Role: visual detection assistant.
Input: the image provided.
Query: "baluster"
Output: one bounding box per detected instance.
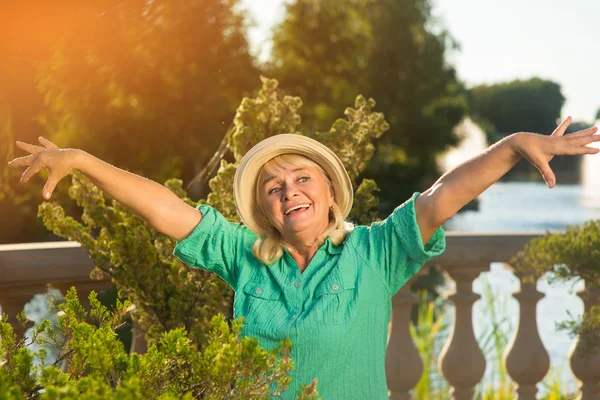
[569,285,600,400]
[386,282,423,400]
[0,290,35,341]
[130,318,148,354]
[438,265,486,400]
[503,270,549,400]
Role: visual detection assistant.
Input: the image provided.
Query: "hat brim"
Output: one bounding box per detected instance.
[233,134,353,236]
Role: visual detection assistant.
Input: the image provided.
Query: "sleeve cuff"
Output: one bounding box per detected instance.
[173,204,216,267]
[394,192,446,264]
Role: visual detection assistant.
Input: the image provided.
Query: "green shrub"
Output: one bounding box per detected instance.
[511,220,600,354]
[0,288,319,399]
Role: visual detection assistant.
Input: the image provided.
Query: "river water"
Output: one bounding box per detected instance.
[442,181,600,393]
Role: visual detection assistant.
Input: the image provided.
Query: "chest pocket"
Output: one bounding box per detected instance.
[312,270,358,325]
[240,280,283,326]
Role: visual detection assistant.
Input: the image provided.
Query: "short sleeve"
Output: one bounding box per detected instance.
[173,205,250,288]
[347,192,446,294]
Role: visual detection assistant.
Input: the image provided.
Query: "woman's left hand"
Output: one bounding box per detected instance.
[513,117,600,188]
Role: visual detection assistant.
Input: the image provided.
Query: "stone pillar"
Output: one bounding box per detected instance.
[386,283,422,400]
[569,285,600,400]
[438,265,486,400]
[503,275,549,400]
[130,318,148,354]
[0,289,35,341]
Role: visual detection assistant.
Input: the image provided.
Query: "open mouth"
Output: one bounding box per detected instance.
[284,204,311,216]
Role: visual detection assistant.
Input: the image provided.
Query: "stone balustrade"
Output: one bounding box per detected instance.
[1,235,599,399]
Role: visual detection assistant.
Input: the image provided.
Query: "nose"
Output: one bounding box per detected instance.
[281,184,300,201]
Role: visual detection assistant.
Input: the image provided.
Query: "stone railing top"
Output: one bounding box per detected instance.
[435,231,548,267]
[0,241,98,288]
[0,232,557,288]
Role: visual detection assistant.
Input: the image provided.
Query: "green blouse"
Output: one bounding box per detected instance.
[173,192,446,399]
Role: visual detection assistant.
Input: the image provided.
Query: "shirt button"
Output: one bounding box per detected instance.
[291,314,297,319]
[255,288,263,295]
[331,284,340,291]
[294,281,301,288]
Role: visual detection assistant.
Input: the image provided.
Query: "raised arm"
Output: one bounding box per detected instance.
[415,117,600,244]
[8,137,201,242]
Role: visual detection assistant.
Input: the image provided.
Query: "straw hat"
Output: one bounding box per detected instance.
[233,134,353,236]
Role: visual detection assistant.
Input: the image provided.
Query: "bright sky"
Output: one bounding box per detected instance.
[241,0,600,124]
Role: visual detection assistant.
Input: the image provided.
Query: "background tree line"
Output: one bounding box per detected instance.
[1,0,597,245]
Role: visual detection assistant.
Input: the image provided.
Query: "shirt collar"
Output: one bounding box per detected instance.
[282,237,343,258]
[324,237,343,255]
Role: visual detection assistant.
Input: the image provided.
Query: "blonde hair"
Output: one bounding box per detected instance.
[252,154,353,265]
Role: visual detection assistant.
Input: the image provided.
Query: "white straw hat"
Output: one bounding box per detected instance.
[233,134,353,236]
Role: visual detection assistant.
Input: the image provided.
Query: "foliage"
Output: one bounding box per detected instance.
[269,0,372,133]
[1,0,260,244]
[205,76,389,224]
[469,78,565,141]
[540,365,577,400]
[510,220,600,353]
[360,0,466,213]
[270,0,466,215]
[35,0,259,191]
[410,291,449,399]
[474,277,515,400]
[0,288,319,399]
[38,172,233,349]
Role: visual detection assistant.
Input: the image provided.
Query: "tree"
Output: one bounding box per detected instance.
[0,3,61,244]
[270,0,467,215]
[469,78,566,141]
[362,0,467,213]
[1,0,261,245]
[269,0,372,134]
[36,0,260,192]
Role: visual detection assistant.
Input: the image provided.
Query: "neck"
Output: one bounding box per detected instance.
[283,232,323,272]
[281,219,330,272]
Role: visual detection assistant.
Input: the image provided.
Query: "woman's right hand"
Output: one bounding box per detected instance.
[7,136,80,200]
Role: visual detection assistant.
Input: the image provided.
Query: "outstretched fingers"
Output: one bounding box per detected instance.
[567,126,598,138]
[551,116,572,137]
[15,141,46,154]
[38,136,59,149]
[568,134,600,150]
[20,159,43,184]
[7,154,34,168]
[567,145,600,155]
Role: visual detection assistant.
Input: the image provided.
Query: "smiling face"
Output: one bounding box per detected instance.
[257,154,335,242]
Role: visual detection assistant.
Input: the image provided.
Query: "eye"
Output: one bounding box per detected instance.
[298,176,310,183]
[268,187,281,195]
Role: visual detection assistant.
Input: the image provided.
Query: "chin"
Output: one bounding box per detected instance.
[284,217,328,234]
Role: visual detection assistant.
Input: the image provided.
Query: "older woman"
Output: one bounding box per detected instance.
[9,117,600,399]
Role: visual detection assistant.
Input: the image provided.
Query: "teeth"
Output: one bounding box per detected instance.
[285,204,310,215]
